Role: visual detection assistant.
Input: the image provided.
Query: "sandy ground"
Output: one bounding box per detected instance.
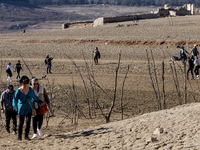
[1,15,200,149]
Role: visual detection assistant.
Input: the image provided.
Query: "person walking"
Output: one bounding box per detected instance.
[194,56,200,79]
[186,56,194,80]
[15,60,23,80]
[180,46,189,66]
[31,78,52,139]
[6,62,15,82]
[190,45,199,60]
[1,85,17,134]
[13,76,44,141]
[45,54,53,74]
[93,47,101,65]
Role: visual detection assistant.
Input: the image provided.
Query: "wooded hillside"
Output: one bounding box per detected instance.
[1,0,200,6]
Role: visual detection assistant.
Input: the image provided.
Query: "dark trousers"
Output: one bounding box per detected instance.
[18,113,31,138]
[94,56,98,64]
[194,66,199,76]
[187,67,194,79]
[16,71,20,79]
[7,72,12,77]
[5,110,17,132]
[32,113,43,134]
[46,64,51,73]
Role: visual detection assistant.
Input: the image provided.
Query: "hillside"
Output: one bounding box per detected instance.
[1,0,200,7]
[0,3,157,33]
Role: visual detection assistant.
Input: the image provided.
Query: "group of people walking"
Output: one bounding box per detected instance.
[6,60,23,82]
[1,76,52,141]
[1,49,101,141]
[180,45,200,80]
[6,54,54,83]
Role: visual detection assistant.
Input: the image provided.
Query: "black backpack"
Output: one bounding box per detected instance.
[6,68,11,74]
[45,58,48,64]
[96,51,101,59]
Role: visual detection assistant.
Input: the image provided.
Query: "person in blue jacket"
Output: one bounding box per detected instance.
[13,75,44,141]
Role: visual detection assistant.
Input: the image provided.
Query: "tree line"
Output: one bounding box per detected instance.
[1,0,200,6]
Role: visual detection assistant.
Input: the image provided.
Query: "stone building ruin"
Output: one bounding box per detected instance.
[62,4,198,29]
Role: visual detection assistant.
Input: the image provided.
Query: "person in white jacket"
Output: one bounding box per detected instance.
[6,63,15,82]
[194,56,200,79]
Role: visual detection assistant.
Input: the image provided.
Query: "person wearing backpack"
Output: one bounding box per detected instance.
[93,47,101,65]
[45,54,53,74]
[6,62,15,82]
[0,85,17,134]
[15,60,23,80]
[180,46,189,66]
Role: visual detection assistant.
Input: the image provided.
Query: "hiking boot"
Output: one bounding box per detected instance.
[32,134,37,139]
[37,129,43,136]
[12,131,16,134]
[6,130,10,133]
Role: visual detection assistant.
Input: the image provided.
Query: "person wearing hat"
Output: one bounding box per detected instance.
[45,54,53,74]
[180,46,189,66]
[0,85,17,134]
[190,45,199,60]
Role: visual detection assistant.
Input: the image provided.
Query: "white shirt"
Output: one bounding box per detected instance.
[194,59,200,66]
[7,65,14,72]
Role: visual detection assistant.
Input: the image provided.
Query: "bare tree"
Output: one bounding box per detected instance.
[64,54,92,119]
[146,49,161,110]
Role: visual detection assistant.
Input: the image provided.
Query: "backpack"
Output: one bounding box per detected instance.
[6,68,11,74]
[96,51,101,59]
[45,58,48,64]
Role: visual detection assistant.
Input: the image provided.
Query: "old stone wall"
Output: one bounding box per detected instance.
[62,20,93,29]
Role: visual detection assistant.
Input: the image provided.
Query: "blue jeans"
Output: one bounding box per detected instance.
[181,56,187,64]
[46,64,51,73]
[193,55,197,61]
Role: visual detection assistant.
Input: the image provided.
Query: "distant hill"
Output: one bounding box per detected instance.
[0,0,200,7]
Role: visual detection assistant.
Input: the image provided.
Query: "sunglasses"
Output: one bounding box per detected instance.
[33,83,38,85]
